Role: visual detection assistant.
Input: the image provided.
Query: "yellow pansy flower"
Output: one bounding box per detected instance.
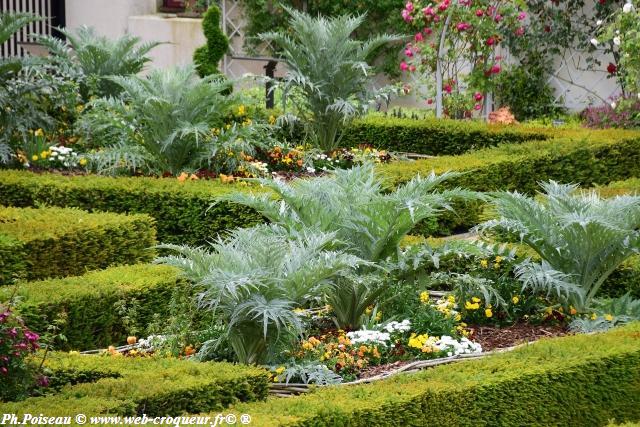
[419,291,430,304]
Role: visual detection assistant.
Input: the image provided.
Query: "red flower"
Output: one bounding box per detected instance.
[607,62,617,74]
[444,84,452,94]
[491,64,501,74]
[475,9,484,17]
[486,36,496,46]
[426,98,433,105]
[474,92,483,101]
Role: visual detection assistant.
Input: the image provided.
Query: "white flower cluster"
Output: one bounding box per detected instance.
[623,2,634,13]
[383,319,412,334]
[249,160,269,173]
[346,329,391,346]
[137,334,166,350]
[49,145,79,167]
[435,336,482,357]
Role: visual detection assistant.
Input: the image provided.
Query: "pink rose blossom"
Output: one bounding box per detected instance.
[474,92,483,101]
[518,12,526,20]
[515,27,525,36]
[476,9,484,16]
[415,32,424,42]
[491,64,501,74]
[474,104,482,110]
[400,61,409,71]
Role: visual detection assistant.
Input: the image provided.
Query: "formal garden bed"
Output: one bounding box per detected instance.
[2,1,640,425]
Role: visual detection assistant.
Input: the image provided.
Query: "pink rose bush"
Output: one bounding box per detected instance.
[399,0,526,118]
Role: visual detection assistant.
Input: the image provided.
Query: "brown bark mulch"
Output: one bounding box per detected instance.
[468,323,569,352]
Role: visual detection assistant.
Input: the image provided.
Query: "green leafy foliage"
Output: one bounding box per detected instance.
[82,66,252,176]
[156,225,364,364]
[242,0,405,76]
[259,9,400,151]
[495,65,564,121]
[0,265,181,351]
[219,163,474,329]
[0,206,156,284]
[193,5,229,77]
[0,13,80,163]
[0,352,269,415]
[478,181,640,311]
[38,26,160,100]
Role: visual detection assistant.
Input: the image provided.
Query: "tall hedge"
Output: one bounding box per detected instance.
[0,352,269,416]
[0,206,156,284]
[225,323,640,426]
[341,115,549,155]
[0,264,182,350]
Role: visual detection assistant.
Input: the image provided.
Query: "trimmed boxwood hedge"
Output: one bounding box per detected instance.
[225,323,640,426]
[0,171,264,246]
[342,115,550,155]
[0,264,182,351]
[0,352,269,416]
[378,128,640,191]
[0,206,156,284]
[1,128,639,243]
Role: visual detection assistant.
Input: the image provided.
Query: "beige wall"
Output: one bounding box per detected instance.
[65,0,159,39]
[128,15,206,70]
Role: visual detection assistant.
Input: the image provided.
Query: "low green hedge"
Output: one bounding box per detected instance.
[225,323,640,426]
[1,129,639,244]
[0,206,156,284]
[0,264,182,351]
[342,115,550,155]
[0,352,269,416]
[379,128,640,192]
[0,171,264,246]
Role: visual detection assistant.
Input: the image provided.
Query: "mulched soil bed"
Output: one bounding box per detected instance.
[468,322,569,351]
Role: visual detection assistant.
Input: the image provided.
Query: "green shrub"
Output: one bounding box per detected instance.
[341,115,549,155]
[0,352,269,415]
[0,171,264,246]
[0,264,182,350]
[495,65,563,121]
[193,6,229,78]
[225,323,640,426]
[0,206,156,284]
